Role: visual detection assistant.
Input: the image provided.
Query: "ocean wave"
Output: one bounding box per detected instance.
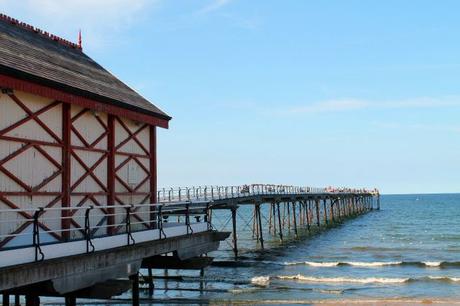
[281,260,460,268]
[251,276,270,286]
[276,274,409,284]
[267,274,460,284]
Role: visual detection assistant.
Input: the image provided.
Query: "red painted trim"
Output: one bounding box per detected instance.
[0,135,62,147]
[107,115,115,235]
[62,103,71,241]
[0,74,169,128]
[8,94,62,144]
[150,126,157,227]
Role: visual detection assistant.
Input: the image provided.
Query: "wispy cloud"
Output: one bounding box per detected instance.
[0,0,159,50]
[197,0,233,14]
[373,121,460,134]
[284,96,460,115]
[288,99,368,114]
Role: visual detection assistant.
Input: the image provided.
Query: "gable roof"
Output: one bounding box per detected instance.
[0,14,171,124]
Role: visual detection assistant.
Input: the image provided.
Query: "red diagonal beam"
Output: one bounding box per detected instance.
[0,99,61,137]
[115,118,149,155]
[33,145,62,169]
[70,151,108,192]
[0,165,32,192]
[7,95,62,144]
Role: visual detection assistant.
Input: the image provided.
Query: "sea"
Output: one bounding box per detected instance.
[43,193,460,304]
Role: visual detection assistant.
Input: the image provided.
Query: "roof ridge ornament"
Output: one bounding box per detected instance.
[78,29,82,50]
[0,13,83,51]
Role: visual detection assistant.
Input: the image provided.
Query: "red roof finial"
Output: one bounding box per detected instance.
[78,29,82,49]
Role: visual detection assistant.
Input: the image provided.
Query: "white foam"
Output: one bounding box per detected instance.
[284,261,401,267]
[345,261,402,267]
[277,274,409,284]
[423,261,442,267]
[251,276,270,286]
[304,261,340,267]
[428,276,460,282]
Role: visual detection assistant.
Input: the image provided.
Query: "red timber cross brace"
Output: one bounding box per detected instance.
[0,87,160,247]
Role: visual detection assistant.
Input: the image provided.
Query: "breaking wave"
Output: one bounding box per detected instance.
[281,261,460,268]
[250,274,460,286]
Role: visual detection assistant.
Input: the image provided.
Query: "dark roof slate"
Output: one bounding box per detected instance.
[0,16,170,120]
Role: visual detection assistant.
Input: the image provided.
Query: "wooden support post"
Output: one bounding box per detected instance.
[277,202,283,241]
[306,201,311,231]
[14,296,19,306]
[131,273,140,306]
[271,203,277,235]
[3,294,9,306]
[292,202,298,238]
[323,199,328,225]
[148,267,154,297]
[61,102,71,241]
[65,296,76,306]
[257,204,264,249]
[315,198,320,228]
[231,207,238,258]
[149,126,158,228]
[107,114,115,235]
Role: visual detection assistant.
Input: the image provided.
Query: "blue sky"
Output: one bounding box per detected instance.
[2,0,460,194]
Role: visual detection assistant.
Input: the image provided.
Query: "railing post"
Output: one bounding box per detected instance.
[84,205,95,253]
[185,203,193,235]
[157,205,166,239]
[125,205,135,245]
[32,207,45,262]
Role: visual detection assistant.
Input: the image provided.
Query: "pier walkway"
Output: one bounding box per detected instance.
[0,184,378,305]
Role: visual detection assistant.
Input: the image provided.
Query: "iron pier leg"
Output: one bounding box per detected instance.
[3,294,9,306]
[315,199,321,228]
[276,202,283,241]
[14,295,19,306]
[287,202,291,232]
[271,203,277,235]
[305,201,311,232]
[148,268,154,297]
[292,202,298,238]
[257,204,264,249]
[377,194,381,210]
[131,273,140,306]
[330,201,334,223]
[323,199,328,226]
[231,208,238,258]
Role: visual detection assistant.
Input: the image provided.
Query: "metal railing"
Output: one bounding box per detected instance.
[0,201,211,256]
[156,184,378,203]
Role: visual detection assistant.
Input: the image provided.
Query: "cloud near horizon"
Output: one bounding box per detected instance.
[284,96,460,115]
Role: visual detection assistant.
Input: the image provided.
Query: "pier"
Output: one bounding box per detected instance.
[157,184,380,258]
[0,184,378,305]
